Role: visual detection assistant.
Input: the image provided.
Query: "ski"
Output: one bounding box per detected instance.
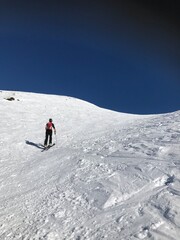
[41,143,55,152]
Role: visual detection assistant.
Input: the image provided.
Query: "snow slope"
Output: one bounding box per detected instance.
[0,90,180,240]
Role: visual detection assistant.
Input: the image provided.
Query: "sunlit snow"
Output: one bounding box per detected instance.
[0,90,180,240]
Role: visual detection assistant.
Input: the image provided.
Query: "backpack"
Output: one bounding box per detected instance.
[46,122,53,130]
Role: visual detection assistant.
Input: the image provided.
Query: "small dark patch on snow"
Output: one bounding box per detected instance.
[5,97,15,101]
[165,175,175,185]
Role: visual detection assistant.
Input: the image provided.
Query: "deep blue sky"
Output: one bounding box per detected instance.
[0,0,179,114]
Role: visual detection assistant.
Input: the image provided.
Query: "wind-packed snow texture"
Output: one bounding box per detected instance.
[0,91,180,240]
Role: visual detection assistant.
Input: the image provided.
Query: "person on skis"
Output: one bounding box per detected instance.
[44,118,56,147]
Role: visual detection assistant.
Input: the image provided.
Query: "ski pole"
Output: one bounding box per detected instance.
[55,132,57,146]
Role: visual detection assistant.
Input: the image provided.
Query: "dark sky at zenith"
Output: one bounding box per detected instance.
[0,0,180,114]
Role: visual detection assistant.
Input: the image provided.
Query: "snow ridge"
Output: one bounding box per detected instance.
[0,91,180,240]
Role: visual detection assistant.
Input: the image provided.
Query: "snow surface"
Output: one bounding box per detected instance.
[0,90,180,240]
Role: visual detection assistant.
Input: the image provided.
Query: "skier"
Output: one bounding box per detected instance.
[44,118,56,147]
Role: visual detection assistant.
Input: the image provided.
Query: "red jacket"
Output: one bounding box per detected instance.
[46,122,55,131]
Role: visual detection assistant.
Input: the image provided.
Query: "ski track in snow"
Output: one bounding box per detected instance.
[0,91,180,240]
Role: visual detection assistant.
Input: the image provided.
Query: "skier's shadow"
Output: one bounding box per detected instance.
[25,140,44,149]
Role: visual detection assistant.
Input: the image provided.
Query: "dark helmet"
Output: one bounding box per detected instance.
[49,118,52,122]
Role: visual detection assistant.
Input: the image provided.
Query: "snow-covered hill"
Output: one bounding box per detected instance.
[0,90,180,240]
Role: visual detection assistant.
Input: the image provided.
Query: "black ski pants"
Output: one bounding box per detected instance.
[44,129,53,145]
